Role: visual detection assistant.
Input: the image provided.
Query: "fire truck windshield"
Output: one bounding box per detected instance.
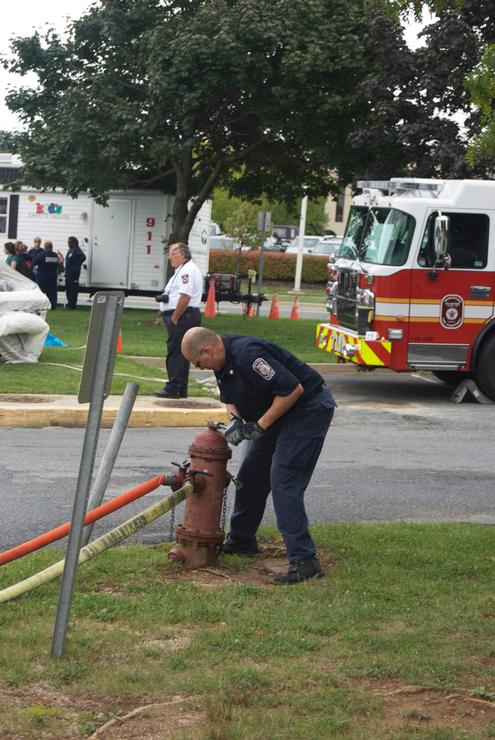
[342,206,415,266]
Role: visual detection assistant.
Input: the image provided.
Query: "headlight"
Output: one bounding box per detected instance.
[326,280,338,313]
[357,288,375,309]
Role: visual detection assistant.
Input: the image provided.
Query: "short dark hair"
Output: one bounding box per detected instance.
[4,241,16,255]
[68,236,79,248]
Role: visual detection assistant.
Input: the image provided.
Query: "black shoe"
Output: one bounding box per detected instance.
[153,388,181,399]
[222,534,260,556]
[180,392,188,398]
[273,558,323,585]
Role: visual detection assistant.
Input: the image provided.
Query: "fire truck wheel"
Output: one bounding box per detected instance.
[476,334,495,401]
[432,371,471,387]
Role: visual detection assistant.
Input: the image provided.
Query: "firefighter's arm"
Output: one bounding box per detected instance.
[257,384,304,430]
[226,403,242,420]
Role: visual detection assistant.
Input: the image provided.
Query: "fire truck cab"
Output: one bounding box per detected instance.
[316,178,495,400]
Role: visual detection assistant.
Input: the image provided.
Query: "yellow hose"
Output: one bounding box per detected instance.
[0,483,192,605]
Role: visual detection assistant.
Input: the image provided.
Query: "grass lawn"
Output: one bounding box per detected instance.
[0,307,334,395]
[0,523,493,738]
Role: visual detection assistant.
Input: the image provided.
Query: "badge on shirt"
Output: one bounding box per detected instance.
[252,357,275,380]
[182,274,189,284]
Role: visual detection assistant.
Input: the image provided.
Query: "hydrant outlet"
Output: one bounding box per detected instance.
[168,547,186,563]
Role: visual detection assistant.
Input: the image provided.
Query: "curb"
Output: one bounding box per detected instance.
[0,395,228,429]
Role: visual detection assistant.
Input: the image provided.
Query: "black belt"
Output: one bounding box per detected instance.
[161,306,200,317]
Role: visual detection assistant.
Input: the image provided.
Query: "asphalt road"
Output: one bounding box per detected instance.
[1,369,494,551]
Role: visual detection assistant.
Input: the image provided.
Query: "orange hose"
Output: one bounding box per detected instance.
[0,474,166,566]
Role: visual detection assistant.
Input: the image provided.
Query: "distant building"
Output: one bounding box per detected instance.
[324,185,352,235]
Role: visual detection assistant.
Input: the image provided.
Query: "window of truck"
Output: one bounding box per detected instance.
[361,208,415,266]
[341,206,370,259]
[418,212,489,269]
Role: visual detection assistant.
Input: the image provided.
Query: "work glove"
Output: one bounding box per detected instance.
[240,421,265,442]
[224,415,244,446]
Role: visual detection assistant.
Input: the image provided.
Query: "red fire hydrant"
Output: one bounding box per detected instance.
[169,422,232,568]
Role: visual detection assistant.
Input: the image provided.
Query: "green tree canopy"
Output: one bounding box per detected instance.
[4,0,370,241]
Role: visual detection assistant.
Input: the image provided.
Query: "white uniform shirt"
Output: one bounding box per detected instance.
[159,259,203,312]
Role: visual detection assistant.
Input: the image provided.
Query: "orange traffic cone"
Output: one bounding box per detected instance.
[116,330,123,352]
[204,278,217,318]
[268,293,280,319]
[290,296,300,320]
[248,302,255,317]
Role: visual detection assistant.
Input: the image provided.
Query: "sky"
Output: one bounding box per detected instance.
[0,1,432,134]
[0,0,94,132]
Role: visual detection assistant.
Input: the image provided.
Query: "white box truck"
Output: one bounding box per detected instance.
[0,161,210,295]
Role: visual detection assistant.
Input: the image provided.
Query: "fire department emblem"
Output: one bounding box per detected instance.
[440,294,464,329]
[181,274,189,284]
[252,357,275,380]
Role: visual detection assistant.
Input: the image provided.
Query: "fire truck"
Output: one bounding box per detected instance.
[316,178,495,401]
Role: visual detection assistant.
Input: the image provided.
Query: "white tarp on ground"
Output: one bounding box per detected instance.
[0,262,51,363]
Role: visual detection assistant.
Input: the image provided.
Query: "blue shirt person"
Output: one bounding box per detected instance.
[181,327,336,585]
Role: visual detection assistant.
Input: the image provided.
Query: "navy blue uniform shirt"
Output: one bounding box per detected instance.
[32,251,59,274]
[215,335,335,423]
[65,246,86,281]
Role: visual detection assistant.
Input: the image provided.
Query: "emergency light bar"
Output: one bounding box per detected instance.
[357,180,442,194]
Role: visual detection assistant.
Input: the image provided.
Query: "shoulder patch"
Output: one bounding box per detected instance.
[181,274,189,284]
[252,357,275,380]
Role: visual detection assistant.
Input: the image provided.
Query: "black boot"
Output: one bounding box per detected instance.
[222,534,260,556]
[273,558,323,585]
[153,388,181,399]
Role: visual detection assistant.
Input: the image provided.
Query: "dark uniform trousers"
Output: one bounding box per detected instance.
[66,279,80,309]
[231,387,334,561]
[37,273,58,310]
[162,307,201,395]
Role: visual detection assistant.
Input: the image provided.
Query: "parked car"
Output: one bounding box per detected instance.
[209,235,239,249]
[209,222,224,237]
[285,235,322,254]
[272,224,299,242]
[312,236,343,260]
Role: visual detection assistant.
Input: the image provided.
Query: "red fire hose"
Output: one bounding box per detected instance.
[0,474,168,566]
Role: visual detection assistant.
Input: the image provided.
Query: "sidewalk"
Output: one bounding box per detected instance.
[0,362,358,428]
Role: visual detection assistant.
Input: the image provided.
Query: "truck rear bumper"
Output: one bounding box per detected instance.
[316,323,392,367]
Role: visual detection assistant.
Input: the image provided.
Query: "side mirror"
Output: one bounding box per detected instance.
[434,214,450,263]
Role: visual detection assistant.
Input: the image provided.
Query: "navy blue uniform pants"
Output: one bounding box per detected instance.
[37,274,58,310]
[230,389,334,561]
[163,307,201,396]
[66,279,80,309]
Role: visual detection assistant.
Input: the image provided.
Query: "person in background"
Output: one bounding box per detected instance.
[181,327,336,585]
[15,241,35,280]
[64,236,86,309]
[4,241,23,271]
[27,237,44,281]
[153,242,203,399]
[32,240,60,309]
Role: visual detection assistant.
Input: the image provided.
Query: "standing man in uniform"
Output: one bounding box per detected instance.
[31,240,60,309]
[181,327,336,585]
[154,242,203,399]
[64,236,86,309]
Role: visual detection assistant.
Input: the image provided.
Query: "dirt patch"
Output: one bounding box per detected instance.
[151,399,221,409]
[369,681,495,735]
[89,696,206,739]
[0,395,59,404]
[161,543,335,588]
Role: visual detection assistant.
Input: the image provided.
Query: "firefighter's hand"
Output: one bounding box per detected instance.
[240,421,265,442]
[224,416,244,446]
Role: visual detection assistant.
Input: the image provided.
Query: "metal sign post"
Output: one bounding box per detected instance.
[51,291,124,658]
